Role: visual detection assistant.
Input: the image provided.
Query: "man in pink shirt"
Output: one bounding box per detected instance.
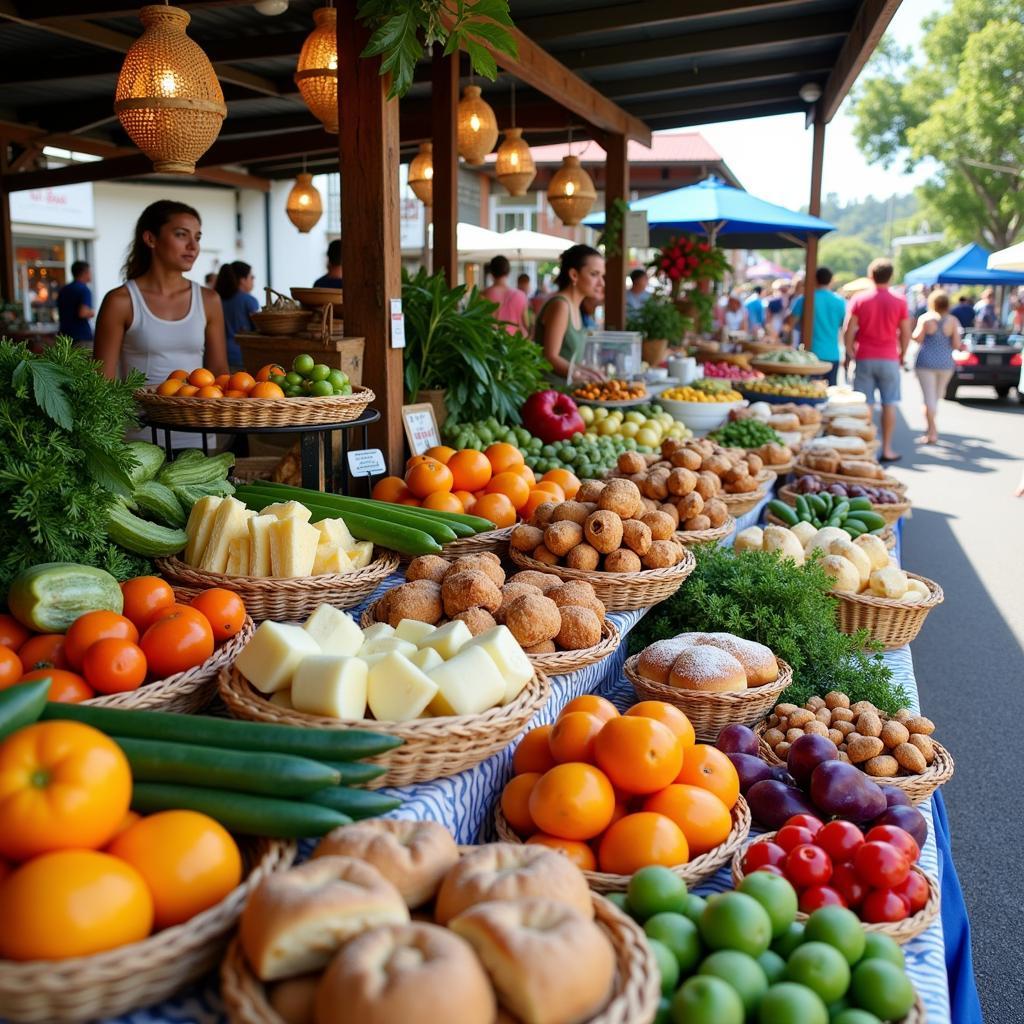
[844,258,912,462]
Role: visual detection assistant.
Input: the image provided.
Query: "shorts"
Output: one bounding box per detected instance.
[915,368,953,412]
[854,359,901,405]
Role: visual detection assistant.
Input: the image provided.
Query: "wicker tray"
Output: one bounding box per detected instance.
[762,510,897,551]
[719,470,776,516]
[792,461,906,494]
[833,572,943,649]
[0,838,294,1024]
[220,890,660,1024]
[777,482,910,526]
[751,358,834,376]
[496,796,751,894]
[675,515,736,547]
[156,550,400,622]
[218,665,550,788]
[624,654,793,742]
[508,545,695,612]
[732,834,939,943]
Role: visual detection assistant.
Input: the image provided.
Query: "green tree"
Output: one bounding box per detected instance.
[816,236,876,279]
[851,1,1024,249]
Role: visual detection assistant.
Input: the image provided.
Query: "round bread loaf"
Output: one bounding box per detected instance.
[636,636,698,684]
[698,633,779,686]
[269,975,319,1024]
[668,645,747,692]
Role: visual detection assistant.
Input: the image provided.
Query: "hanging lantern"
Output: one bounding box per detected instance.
[286,173,323,233]
[547,155,597,226]
[408,142,434,205]
[495,128,536,196]
[295,6,339,133]
[457,85,498,164]
[114,5,226,175]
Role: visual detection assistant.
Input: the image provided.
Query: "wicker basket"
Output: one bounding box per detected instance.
[508,545,695,612]
[792,461,906,495]
[833,572,943,649]
[0,838,294,1024]
[777,483,910,526]
[624,654,793,742]
[675,515,736,547]
[762,510,897,551]
[443,526,514,558]
[218,665,550,788]
[156,550,400,622]
[732,835,939,943]
[751,358,834,376]
[249,308,310,336]
[496,796,751,894]
[719,470,776,516]
[220,890,660,1024]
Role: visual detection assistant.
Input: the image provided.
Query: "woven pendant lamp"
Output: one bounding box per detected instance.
[496,128,536,196]
[408,142,434,205]
[286,173,323,232]
[114,5,226,175]
[295,6,339,133]
[547,155,596,226]
[457,85,498,164]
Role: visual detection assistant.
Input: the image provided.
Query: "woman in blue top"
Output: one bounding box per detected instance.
[215,261,259,369]
[912,290,962,445]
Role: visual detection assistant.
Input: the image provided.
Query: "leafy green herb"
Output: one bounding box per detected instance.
[629,545,909,713]
[626,296,689,346]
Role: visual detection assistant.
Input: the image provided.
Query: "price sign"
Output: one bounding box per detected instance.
[347,448,386,478]
[390,297,406,349]
[401,403,441,455]
[624,210,649,249]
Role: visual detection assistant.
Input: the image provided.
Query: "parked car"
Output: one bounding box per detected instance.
[947,328,1023,400]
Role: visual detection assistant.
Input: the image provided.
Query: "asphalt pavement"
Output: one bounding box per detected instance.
[882,374,1024,1023]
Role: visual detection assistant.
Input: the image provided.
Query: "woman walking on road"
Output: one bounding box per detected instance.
[912,290,962,445]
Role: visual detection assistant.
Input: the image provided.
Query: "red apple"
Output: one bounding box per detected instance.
[521,390,586,443]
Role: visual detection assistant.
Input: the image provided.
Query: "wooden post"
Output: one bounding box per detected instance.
[337,0,405,472]
[604,133,629,330]
[801,115,826,351]
[431,45,458,285]
[0,143,14,301]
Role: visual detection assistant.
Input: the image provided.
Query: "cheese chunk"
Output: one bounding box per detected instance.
[260,501,312,523]
[235,621,320,694]
[366,653,438,722]
[184,496,225,566]
[314,517,358,551]
[359,636,418,658]
[247,514,276,578]
[394,619,437,646]
[225,535,249,577]
[312,542,354,576]
[291,656,368,720]
[361,623,396,643]
[348,541,374,569]
[269,517,320,577]
[409,647,444,673]
[466,626,534,705]
[427,646,506,717]
[419,620,473,660]
[269,689,292,709]
[303,605,364,657]
[199,497,250,574]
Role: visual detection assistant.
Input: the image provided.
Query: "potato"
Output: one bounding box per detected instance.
[905,578,930,598]
[869,566,908,600]
[806,527,851,555]
[893,742,927,774]
[828,538,872,587]
[762,525,805,566]
[900,589,924,604]
[820,554,861,593]
[848,735,884,763]
[824,691,851,710]
[734,526,764,553]
[854,532,890,570]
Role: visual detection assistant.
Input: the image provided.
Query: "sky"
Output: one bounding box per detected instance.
[691,0,941,208]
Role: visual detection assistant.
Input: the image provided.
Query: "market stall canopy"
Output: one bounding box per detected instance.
[904,243,1024,286]
[746,259,793,280]
[987,242,1024,273]
[460,228,575,263]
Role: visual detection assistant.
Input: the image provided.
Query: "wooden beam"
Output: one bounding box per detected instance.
[801,116,826,353]
[0,144,13,300]
[628,82,805,120]
[431,45,458,286]
[641,101,803,131]
[34,1,255,17]
[819,0,902,123]
[604,134,628,331]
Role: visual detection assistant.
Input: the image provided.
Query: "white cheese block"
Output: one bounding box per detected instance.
[409,647,444,673]
[200,497,250,574]
[269,517,320,577]
[291,656,368,719]
[312,542,354,576]
[247,514,276,578]
[361,652,389,668]
[184,495,225,566]
[419,620,473,660]
[303,605,364,657]
[235,621,320,694]
[366,653,438,722]
[314,517,358,551]
[361,622,396,643]
[225,535,249,577]
[466,625,534,705]
[359,636,418,658]
[348,541,374,569]
[269,689,292,709]
[260,501,312,523]
[394,619,437,646]
[427,646,506,717]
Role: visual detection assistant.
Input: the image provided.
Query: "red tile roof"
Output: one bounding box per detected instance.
[490,132,724,166]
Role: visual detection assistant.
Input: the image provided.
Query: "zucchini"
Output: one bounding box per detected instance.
[40,703,404,760]
[131,782,351,837]
[113,737,341,797]
[304,785,401,819]
[125,441,166,486]
[173,479,236,511]
[158,451,235,487]
[133,480,186,528]
[107,500,188,557]
[7,562,123,632]
[0,679,52,741]
[319,760,387,786]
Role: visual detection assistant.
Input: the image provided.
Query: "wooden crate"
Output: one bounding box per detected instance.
[236,333,364,386]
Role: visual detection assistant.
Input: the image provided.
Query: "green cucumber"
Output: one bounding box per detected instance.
[809,494,828,517]
[832,499,850,521]
[319,760,388,786]
[113,737,341,797]
[173,480,236,511]
[847,497,874,512]
[843,521,866,538]
[794,495,810,520]
[305,785,401,819]
[107,500,188,557]
[125,441,167,486]
[0,679,52,741]
[819,493,835,514]
[131,782,351,837]
[40,703,403,760]
[768,500,798,526]
[844,510,886,531]
[7,562,124,632]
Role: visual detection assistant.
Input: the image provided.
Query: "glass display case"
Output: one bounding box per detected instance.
[567,330,643,384]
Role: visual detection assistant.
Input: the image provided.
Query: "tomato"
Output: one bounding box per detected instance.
[189,588,247,644]
[798,885,846,913]
[0,645,23,687]
[785,844,833,889]
[120,576,176,632]
[140,608,214,679]
[864,825,920,864]
[82,639,148,695]
[891,871,930,914]
[775,824,816,853]
[0,721,132,860]
[830,862,868,908]
[861,888,909,923]
[17,633,68,671]
[751,864,786,878]
[64,611,139,670]
[16,667,94,702]
[816,820,864,864]
[853,841,910,889]
[595,716,683,796]
[782,814,824,836]
[0,614,30,651]
[742,840,787,874]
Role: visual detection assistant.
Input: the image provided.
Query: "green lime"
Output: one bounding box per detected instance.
[832,1011,881,1024]
[785,942,851,1005]
[698,891,772,957]
[670,975,744,1024]
[739,871,799,938]
[827,998,849,1021]
[804,907,866,966]
[681,893,707,926]
[698,950,768,1015]
[771,922,805,959]
[328,369,349,388]
[284,371,303,387]
[604,892,630,914]
[310,380,333,397]
[849,960,914,1020]
[645,913,702,973]
[627,866,688,920]
[758,949,788,985]
[284,386,303,398]
[270,374,287,386]
[334,383,352,395]
[292,354,315,375]
[309,363,331,382]
[858,933,905,969]
[654,996,672,1024]
[648,938,680,996]
[758,982,828,1024]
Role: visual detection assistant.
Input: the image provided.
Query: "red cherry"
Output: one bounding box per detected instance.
[862,889,910,923]
[892,872,930,914]
[865,825,920,864]
[782,814,824,836]
[831,862,868,908]
[817,820,865,864]
[799,886,847,913]
[775,825,816,853]
[743,841,787,874]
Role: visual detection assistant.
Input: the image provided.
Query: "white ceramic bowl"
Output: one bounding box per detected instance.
[661,397,746,433]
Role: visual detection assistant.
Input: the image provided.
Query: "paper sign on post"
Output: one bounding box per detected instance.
[390,298,406,349]
[347,448,386,478]
[624,210,649,249]
[401,403,441,456]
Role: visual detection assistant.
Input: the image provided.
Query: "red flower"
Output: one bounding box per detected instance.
[698,243,710,252]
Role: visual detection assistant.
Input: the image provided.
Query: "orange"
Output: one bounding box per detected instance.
[15,668,93,703]
[522,490,554,519]
[228,371,257,393]
[507,463,537,485]
[526,834,597,871]
[643,784,732,857]
[548,711,604,764]
[542,469,581,499]
[255,363,285,382]
[189,589,247,643]
[188,368,215,388]
[222,389,247,398]
[176,384,199,397]
[485,442,525,474]
[0,646,23,687]
[0,850,153,959]
[454,490,477,513]
[156,379,184,396]
[195,385,224,399]
[473,492,516,528]
[512,725,556,775]
[593,716,683,795]
[424,445,456,464]
[249,381,285,399]
[485,471,530,511]
[64,611,139,670]
[140,608,214,679]
[106,810,142,844]
[17,634,67,672]
[597,812,689,874]
[528,763,615,841]
[406,459,454,499]
[372,476,411,503]
[398,497,422,507]
[673,744,740,809]
[0,614,30,651]
[108,810,242,929]
[214,374,231,389]
[448,450,492,492]
[500,772,541,836]
[560,694,619,724]
[120,576,176,633]
[405,454,436,471]
[533,481,566,503]
[168,369,189,381]
[626,702,696,753]
[422,491,465,513]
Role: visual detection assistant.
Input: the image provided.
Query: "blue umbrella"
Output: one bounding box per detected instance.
[903,242,1024,286]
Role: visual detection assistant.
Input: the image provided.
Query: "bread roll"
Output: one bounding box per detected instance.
[314,922,495,1024]
[820,554,861,593]
[668,645,746,692]
[269,975,320,1024]
[313,820,459,909]
[635,636,697,684]
[239,856,409,981]
[450,898,615,1024]
[699,633,779,686]
[434,844,592,925]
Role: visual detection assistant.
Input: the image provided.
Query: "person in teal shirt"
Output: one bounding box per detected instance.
[786,266,846,386]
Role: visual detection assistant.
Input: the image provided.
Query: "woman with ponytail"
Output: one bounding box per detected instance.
[215,260,258,369]
[482,254,529,335]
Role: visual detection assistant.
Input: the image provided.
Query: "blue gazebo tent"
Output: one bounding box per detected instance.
[903,243,1024,286]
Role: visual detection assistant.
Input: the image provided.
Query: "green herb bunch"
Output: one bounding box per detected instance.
[629,544,909,713]
[0,337,150,591]
[626,296,688,346]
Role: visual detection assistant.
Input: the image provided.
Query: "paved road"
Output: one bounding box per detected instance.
[884,376,1024,1022]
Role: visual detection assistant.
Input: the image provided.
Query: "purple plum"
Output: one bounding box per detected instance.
[717,724,760,757]
[727,753,774,793]
[870,805,929,849]
[878,785,912,809]
[810,760,887,823]
[747,780,820,831]
[787,734,840,789]
[768,765,798,787]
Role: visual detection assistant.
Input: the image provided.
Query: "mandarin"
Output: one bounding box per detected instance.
[528,762,616,841]
[559,694,619,724]
[542,469,581,499]
[548,711,604,764]
[597,812,689,874]
[500,772,541,836]
[473,492,516,528]
[625,702,696,753]
[512,725,556,775]
[406,459,454,498]
[643,784,732,856]
[485,471,531,511]
[526,834,597,872]
[448,450,492,492]
[485,442,525,474]
[593,716,683,795]
[673,744,740,809]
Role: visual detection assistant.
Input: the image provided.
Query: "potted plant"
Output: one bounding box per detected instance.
[649,235,730,334]
[626,296,688,365]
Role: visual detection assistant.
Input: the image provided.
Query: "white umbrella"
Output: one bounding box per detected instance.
[460,227,575,263]
[987,242,1024,272]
